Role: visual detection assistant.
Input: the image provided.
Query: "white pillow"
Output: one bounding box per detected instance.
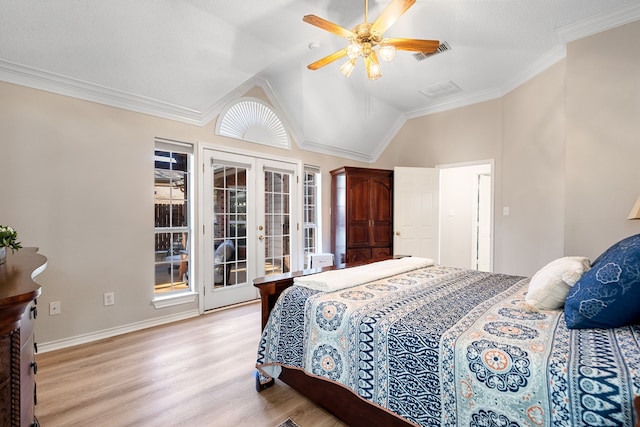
[525,256,591,310]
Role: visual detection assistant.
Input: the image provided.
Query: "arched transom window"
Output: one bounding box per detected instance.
[215,97,289,149]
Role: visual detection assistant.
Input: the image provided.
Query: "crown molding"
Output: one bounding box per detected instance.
[405,86,503,119]
[0,59,204,125]
[556,2,640,44]
[299,139,374,163]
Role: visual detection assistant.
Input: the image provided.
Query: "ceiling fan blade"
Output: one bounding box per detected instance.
[303,15,355,39]
[384,38,440,53]
[307,47,349,70]
[371,0,416,35]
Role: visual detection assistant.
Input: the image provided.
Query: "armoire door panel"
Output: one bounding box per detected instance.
[347,248,372,263]
[348,177,370,222]
[372,247,393,260]
[348,224,370,246]
[372,224,392,246]
[371,179,393,222]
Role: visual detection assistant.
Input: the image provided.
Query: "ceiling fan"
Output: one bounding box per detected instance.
[303,0,439,80]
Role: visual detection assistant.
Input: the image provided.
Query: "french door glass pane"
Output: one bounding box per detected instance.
[212,164,247,288]
[264,170,291,276]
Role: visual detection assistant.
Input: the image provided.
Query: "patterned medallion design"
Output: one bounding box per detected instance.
[315,301,347,331]
[311,344,343,380]
[366,283,398,292]
[339,290,374,300]
[387,278,416,286]
[498,307,547,321]
[467,340,530,392]
[483,321,539,340]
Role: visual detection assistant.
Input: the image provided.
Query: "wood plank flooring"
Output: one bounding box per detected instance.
[35,301,347,427]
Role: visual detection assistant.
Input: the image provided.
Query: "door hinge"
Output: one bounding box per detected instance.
[203,224,205,234]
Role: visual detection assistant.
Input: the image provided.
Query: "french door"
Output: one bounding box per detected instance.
[203,149,299,310]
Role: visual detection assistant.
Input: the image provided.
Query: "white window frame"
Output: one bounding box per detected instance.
[152,139,197,308]
[303,165,322,267]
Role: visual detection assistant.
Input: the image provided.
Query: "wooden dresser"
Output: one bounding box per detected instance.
[0,248,47,427]
[330,167,393,264]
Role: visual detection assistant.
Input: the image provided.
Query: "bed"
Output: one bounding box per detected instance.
[255,237,640,427]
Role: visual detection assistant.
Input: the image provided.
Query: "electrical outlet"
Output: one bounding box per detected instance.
[50,301,61,315]
[103,292,115,306]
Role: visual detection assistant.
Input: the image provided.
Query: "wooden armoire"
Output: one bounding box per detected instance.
[330,167,393,264]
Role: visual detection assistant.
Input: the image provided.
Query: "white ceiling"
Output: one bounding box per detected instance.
[1,0,639,162]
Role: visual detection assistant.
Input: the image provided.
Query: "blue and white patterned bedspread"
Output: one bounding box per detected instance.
[256,266,640,426]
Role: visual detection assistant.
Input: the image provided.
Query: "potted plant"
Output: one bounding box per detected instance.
[0,225,22,264]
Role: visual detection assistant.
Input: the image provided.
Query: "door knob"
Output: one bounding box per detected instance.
[258,235,264,240]
[258,225,264,230]
[395,231,401,236]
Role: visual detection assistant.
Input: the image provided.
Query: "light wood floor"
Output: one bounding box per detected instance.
[35,300,347,427]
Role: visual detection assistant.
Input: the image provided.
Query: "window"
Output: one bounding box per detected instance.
[154,140,192,295]
[303,165,321,265]
[215,97,289,149]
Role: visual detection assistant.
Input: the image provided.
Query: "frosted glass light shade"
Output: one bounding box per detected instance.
[347,42,362,59]
[378,44,396,62]
[340,59,357,77]
[365,51,382,80]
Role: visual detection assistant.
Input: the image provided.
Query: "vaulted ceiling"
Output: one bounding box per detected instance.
[1,1,639,162]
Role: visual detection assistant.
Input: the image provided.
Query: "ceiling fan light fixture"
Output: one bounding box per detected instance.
[378,43,396,62]
[347,41,362,59]
[365,51,382,80]
[303,0,439,80]
[340,59,357,77]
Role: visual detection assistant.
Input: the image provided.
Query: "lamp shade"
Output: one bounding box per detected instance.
[365,51,382,80]
[627,195,640,220]
[339,59,357,77]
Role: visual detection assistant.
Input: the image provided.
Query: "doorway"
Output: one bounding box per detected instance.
[438,162,493,271]
[202,148,300,310]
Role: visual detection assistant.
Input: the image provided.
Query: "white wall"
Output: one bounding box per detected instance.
[0,82,367,346]
[564,21,640,259]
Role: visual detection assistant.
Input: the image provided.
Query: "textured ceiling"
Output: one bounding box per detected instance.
[1,0,639,161]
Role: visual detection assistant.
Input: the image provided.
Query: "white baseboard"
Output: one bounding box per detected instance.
[38,309,200,353]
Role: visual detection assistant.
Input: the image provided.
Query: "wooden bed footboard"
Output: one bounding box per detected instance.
[278,367,412,427]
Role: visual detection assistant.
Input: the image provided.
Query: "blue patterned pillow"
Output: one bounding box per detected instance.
[565,234,640,329]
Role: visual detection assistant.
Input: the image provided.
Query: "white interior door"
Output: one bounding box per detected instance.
[474,173,492,271]
[393,167,439,261]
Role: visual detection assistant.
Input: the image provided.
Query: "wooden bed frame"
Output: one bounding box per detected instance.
[254,267,640,427]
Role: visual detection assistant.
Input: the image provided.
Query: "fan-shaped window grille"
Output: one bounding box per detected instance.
[215,98,289,149]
